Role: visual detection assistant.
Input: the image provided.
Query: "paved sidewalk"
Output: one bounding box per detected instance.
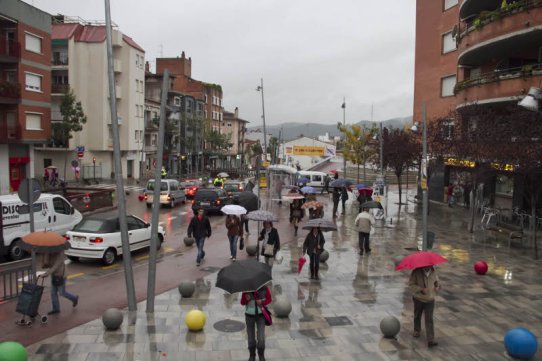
[19,189,542,360]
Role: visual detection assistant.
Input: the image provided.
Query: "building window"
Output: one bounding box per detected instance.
[227,123,232,127]
[25,112,42,130]
[25,32,42,53]
[442,31,456,54]
[441,75,456,97]
[443,0,458,10]
[204,94,208,103]
[25,72,42,92]
[174,96,181,106]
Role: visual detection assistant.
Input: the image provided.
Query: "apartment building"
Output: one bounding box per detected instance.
[222,107,249,168]
[414,0,542,208]
[35,15,145,182]
[0,0,51,194]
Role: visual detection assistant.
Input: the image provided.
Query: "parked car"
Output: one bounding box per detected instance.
[180,179,202,199]
[223,180,244,202]
[65,214,165,265]
[144,179,186,208]
[191,188,229,214]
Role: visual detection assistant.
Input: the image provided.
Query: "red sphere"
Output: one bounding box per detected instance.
[474,260,488,275]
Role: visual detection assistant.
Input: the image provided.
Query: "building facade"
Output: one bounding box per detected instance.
[34,16,146,183]
[0,0,52,194]
[278,136,336,171]
[222,107,248,169]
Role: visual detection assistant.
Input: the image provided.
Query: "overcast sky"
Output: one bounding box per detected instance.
[28,0,416,126]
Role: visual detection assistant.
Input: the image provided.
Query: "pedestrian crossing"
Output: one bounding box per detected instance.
[84,183,145,192]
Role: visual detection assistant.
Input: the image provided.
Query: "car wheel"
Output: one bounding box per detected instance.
[102,248,117,266]
[67,256,79,262]
[8,240,25,261]
[170,198,176,208]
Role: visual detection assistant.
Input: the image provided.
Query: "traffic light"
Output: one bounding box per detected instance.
[92,157,96,164]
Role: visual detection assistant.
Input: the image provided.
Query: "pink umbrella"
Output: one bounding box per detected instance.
[298,256,307,274]
[395,251,448,271]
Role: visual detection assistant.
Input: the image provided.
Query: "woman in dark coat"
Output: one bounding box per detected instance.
[302,227,325,280]
[259,221,280,268]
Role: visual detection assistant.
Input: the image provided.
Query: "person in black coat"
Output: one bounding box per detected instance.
[259,221,280,268]
[187,208,212,266]
[332,187,341,218]
[340,187,349,215]
[303,227,325,280]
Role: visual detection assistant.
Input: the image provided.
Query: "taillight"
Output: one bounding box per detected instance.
[64,235,70,241]
[90,237,103,243]
[216,198,221,205]
[191,200,195,205]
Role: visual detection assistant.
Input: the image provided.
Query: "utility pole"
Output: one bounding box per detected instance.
[342,97,346,177]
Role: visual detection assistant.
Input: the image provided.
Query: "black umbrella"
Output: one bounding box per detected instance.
[216,259,272,294]
[237,191,259,212]
[330,178,353,188]
[302,218,337,232]
[361,200,383,209]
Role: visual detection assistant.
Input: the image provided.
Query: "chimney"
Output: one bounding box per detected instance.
[234,107,239,118]
[145,61,150,73]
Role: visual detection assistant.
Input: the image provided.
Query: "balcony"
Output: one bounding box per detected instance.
[0,40,20,60]
[113,59,122,73]
[454,64,542,107]
[51,83,69,95]
[0,81,21,100]
[458,2,542,65]
[51,54,69,67]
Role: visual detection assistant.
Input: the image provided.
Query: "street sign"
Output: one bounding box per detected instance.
[71,160,79,167]
[18,178,41,204]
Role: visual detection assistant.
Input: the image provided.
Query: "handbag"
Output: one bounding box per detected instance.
[239,236,245,250]
[52,275,65,287]
[254,292,272,326]
[263,243,275,257]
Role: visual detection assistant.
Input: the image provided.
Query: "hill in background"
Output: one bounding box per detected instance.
[247,116,412,141]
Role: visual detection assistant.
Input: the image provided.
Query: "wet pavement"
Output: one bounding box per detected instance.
[15,188,542,360]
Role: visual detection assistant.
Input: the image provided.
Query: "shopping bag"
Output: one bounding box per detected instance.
[239,237,245,250]
[260,305,273,326]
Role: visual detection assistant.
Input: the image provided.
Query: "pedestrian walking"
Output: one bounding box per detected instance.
[289,199,304,236]
[187,208,212,266]
[274,177,284,205]
[302,227,325,280]
[43,168,49,186]
[259,221,280,269]
[354,207,375,255]
[332,187,340,218]
[241,285,272,361]
[340,187,349,214]
[320,175,331,194]
[241,214,250,234]
[41,251,79,315]
[409,266,440,347]
[225,214,242,261]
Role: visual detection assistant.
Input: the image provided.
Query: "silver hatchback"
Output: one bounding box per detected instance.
[144,179,186,208]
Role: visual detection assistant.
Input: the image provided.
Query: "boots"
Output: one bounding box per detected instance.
[248,347,256,361]
[257,347,266,361]
[294,226,298,236]
[314,264,320,280]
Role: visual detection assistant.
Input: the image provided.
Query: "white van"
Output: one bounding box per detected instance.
[144,179,186,208]
[0,194,82,261]
[297,171,328,188]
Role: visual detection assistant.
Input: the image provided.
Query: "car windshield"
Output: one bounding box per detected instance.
[224,184,239,192]
[147,181,168,191]
[73,219,115,233]
[196,191,218,199]
[181,181,196,187]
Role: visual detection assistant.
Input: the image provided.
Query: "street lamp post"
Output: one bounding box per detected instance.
[256,78,270,208]
[411,103,429,251]
[342,98,346,177]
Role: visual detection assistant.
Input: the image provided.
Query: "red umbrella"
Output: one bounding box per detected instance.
[329,169,338,174]
[298,256,307,274]
[395,251,448,271]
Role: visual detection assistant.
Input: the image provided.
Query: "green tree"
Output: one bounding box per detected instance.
[57,87,87,180]
[337,123,378,183]
[267,136,279,164]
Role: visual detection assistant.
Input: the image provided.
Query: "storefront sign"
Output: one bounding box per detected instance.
[444,158,475,168]
[491,162,515,172]
[292,146,324,156]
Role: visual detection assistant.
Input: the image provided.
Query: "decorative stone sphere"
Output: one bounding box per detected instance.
[474,260,488,275]
[319,250,329,263]
[273,295,292,318]
[102,308,123,330]
[0,341,27,361]
[178,281,196,298]
[183,236,195,247]
[504,328,538,360]
[246,244,258,256]
[185,310,206,332]
[380,316,401,338]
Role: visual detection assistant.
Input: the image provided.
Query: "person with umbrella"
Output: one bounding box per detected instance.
[302,226,325,280]
[340,186,349,215]
[225,214,243,261]
[41,251,79,315]
[187,208,212,266]
[241,284,272,361]
[409,265,441,347]
[289,198,304,236]
[320,174,331,194]
[258,221,280,269]
[354,207,375,255]
[332,187,341,218]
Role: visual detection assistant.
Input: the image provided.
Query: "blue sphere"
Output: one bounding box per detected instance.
[504,328,538,360]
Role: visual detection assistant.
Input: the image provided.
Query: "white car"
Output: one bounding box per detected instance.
[65,215,165,265]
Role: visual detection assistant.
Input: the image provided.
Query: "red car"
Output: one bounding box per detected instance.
[181,179,202,199]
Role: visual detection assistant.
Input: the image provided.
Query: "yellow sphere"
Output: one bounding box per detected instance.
[185,310,206,331]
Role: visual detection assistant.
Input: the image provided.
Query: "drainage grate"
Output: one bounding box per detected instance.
[325,316,353,326]
[213,319,245,332]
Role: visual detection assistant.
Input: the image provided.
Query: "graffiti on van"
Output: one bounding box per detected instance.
[2,202,48,222]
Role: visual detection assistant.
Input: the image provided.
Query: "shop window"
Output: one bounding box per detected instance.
[495,174,513,196]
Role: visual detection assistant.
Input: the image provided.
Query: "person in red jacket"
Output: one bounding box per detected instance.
[241,285,272,361]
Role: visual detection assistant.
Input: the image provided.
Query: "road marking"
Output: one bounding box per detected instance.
[169,216,178,220]
[164,247,175,253]
[67,273,84,280]
[101,264,120,270]
[135,255,149,261]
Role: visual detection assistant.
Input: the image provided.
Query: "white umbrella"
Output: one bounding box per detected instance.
[221,204,247,215]
[247,210,278,222]
[217,172,229,178]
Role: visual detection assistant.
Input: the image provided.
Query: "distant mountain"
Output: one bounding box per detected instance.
[247,116,413,141]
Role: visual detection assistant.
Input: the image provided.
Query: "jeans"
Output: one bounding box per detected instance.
[195,237,206,263]
[51,280,77,312]
[358,232,371,253]
[332,200,339,217]
[413,298,435,341]
[243,219,249,233]
[228,235,238,258]
[246,314,266,349]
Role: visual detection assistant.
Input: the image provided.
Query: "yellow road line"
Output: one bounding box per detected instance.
[164,247,175,253]
[67,273,84,280]
[101,264,120,270]
[135,255,149,261]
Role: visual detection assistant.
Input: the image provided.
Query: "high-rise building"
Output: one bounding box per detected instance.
[0,0,52,193]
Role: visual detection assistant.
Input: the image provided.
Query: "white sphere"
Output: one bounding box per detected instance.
[273,296,292,318]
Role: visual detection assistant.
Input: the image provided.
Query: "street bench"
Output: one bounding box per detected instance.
[486,222,524,248]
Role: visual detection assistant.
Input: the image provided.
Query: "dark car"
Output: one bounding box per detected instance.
[223,180,244,202]
[181,179,202,199]
[192,188,229,214]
